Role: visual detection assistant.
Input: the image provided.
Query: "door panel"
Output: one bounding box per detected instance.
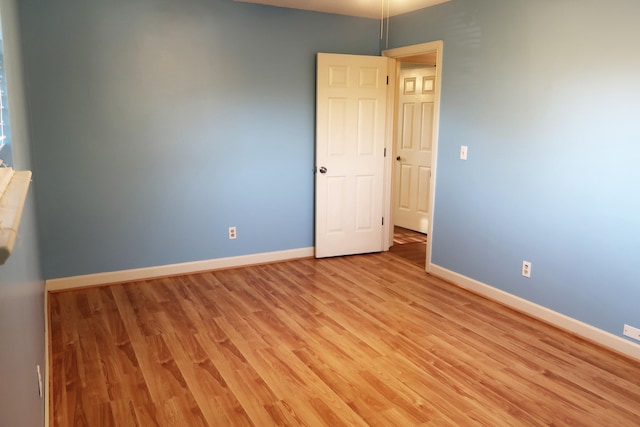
[417,166,431,213]
[394,66,436,234]
[420,102,434,150]
[316,53,389,258]
[355,175,374,230]
[399,164,412,209]
[327,177,346,233]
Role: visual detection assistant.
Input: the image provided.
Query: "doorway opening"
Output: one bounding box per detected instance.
[389,225,427,267]
[382,41,443,272]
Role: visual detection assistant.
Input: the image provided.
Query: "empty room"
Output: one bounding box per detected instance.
[1,0,639,425]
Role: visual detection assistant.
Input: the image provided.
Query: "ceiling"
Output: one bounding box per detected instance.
[232,0,451,19]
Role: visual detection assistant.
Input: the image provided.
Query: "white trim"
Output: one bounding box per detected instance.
[46,247,314,292]
[44,287,50,427]
[382,57,397,252]
[382,41,444,274]
[0,170,32,265]
[383,41,443,59]
[430,264,640,361]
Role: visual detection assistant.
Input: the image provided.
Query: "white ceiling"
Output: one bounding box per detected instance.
[233,0,451,19]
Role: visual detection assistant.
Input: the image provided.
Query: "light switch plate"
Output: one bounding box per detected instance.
[460,145,468,160]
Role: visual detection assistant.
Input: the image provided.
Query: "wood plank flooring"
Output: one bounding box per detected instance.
[392,226,427,246]
[389,227,427,267]
[49,253,640,426]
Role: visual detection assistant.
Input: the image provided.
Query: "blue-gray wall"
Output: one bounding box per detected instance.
[18,0,380,279]
[0,194,43,427]
[0,0,45,425]
[391,0,640,340]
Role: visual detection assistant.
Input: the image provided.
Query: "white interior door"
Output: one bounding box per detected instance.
[315,53,390,258]
[393,66,436,234]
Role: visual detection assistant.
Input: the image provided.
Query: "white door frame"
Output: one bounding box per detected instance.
[382,40,443,273]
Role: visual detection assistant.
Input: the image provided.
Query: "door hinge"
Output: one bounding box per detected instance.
[382,217,384,225]
[384,147,387,157]
[386,76,389,85]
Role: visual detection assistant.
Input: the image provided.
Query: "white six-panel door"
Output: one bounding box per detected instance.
[315,53,389,258]
[393,66,436,234]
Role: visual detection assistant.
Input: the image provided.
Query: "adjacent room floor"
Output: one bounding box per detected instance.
[389,226,427,267]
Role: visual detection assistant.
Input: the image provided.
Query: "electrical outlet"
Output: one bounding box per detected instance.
[460,145,468,160]
[228,226,237,240]
[36,365,43,398]
[522,260,531,278]
[623,324,640,342]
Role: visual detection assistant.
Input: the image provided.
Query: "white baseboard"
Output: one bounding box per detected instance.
[46,247,314,292]
[44,284,50,427]
[429,264,640,361]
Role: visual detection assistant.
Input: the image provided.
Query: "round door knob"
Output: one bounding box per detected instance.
[319,166,327,174]
[396,156,401,161]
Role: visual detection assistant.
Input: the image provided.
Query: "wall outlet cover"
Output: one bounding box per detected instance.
[623,324,640,341]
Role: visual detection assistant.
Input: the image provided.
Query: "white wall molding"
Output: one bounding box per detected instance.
[46,247,314,292]
[44,288,50,427]
[430,264,640,361]
[0,170,32,265]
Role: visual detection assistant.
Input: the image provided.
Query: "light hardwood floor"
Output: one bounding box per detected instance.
[392,226,427,246]
[49,253,640,426]
[389,227,427,267]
